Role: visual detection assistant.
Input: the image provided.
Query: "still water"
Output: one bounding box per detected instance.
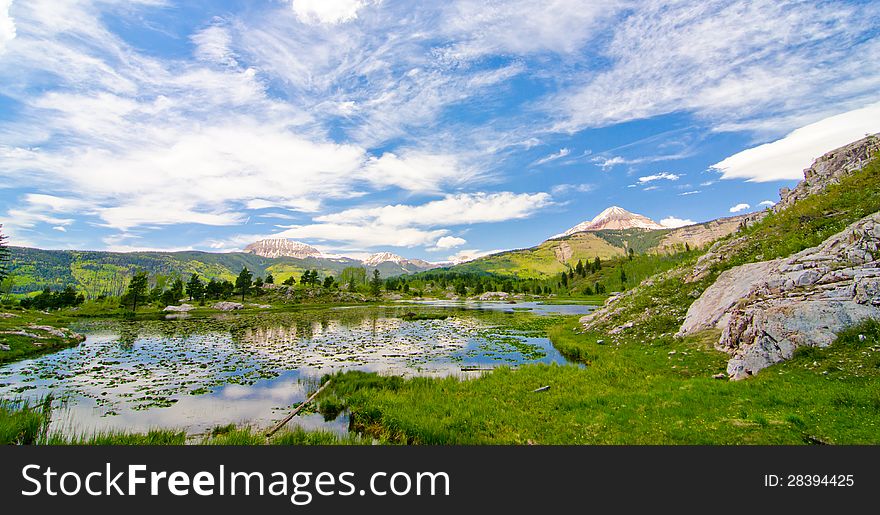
[0,302,593,436]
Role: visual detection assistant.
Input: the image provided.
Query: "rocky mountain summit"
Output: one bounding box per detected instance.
[243,239,322,259]
[556,206,665,237]
[678,211,880,379]
[363,252,436,269]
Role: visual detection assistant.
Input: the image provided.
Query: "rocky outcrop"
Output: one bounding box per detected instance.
[774,134,879,212]
[658,212,766,253]
[553,242,573,263]
[679,211,880,379]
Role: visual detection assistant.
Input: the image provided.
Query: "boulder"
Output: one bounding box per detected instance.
[163,304,194,312]
[679,211,880,378]
[479,291,510,301]
[213,301,244,311]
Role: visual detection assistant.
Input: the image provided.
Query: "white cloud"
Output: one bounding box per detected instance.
[637,172,680,184]
[551,1,880,135]
[759,200,775,207]
[191,24,238,67]
[710,103,880,182]
[316,192,552,228]
[0,0,15,54]
[52,226,66,232]
[533,148,570,166]
[551,183,595,195]
[438,0,624,61]
[432,236,466,250]
[290,0,373,25]
[445,248,503,264]
[729,203,750,213]
[679,190,701,196]
[660,216,696,228]
[592,156,627,170]
[361,151,477,194]
[255,192,551,251]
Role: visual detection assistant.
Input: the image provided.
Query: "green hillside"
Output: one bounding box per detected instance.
[450,227,681,279]
[4,247,429,297]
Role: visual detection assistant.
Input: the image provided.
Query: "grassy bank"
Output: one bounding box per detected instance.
[318,319,880,444]
[313,155,880,444]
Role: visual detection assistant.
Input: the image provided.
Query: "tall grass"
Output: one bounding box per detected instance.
[0,394,53,444]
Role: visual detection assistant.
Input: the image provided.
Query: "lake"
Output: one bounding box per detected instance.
[0,302,593,438]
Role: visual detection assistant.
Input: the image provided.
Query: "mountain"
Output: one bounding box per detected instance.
[555,206,665,237]
[363,252,437,269]
[447,207,763,278]
[5,247,435,296]
[243,239,322,259]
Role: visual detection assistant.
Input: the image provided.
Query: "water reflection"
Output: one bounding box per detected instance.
[0,305,587,436]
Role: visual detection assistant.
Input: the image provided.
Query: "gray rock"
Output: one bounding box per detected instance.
[213,301,244,311]
[681,209,880,378]
[163,304,194,312]
[0,344,10,351]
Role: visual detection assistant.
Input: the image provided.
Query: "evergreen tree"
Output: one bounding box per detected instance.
[235,267,253,301]
[370,269,382,296]
[619,267,627,284]
[206,278,221,299]
[282,275,296,286]
[560,271,569,287]
[323,276,335,289]
[592,256,601,272]
[265,273,274,284]
[254,277,264,289]
[0,224,9,283]
[685,242,690,252]
[124,270,149,312]
[575,259,584,277]
[186,274,205,302]
[628,247,634,261]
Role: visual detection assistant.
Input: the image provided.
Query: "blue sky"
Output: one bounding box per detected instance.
[1,0,879,262]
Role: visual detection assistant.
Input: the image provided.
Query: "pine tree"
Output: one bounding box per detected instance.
[124,270,149,312]
[235,267,253,302]
[186,274,205,302]
[265,273,274,284]
[628,247,634,261]
[0,224,9,283]
[370,269,382,297]
[619,267,627,284]
[575,259,584,277]
[593,256,601,272]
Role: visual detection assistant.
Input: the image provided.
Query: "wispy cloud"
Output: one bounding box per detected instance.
[638,172,681,184]
[550,0,880,136]
[551,183,596,195]
[532,148,570,166]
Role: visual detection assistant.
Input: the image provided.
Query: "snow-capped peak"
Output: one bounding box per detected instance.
[362,252,406,266]
[242,239,322,259]
[554,206,665,237]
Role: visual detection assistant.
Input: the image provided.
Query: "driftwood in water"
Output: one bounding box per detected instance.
[265,380,331,437]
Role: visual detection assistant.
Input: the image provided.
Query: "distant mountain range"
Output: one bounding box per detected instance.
[5,245,439,296]
[7,206,764,293]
